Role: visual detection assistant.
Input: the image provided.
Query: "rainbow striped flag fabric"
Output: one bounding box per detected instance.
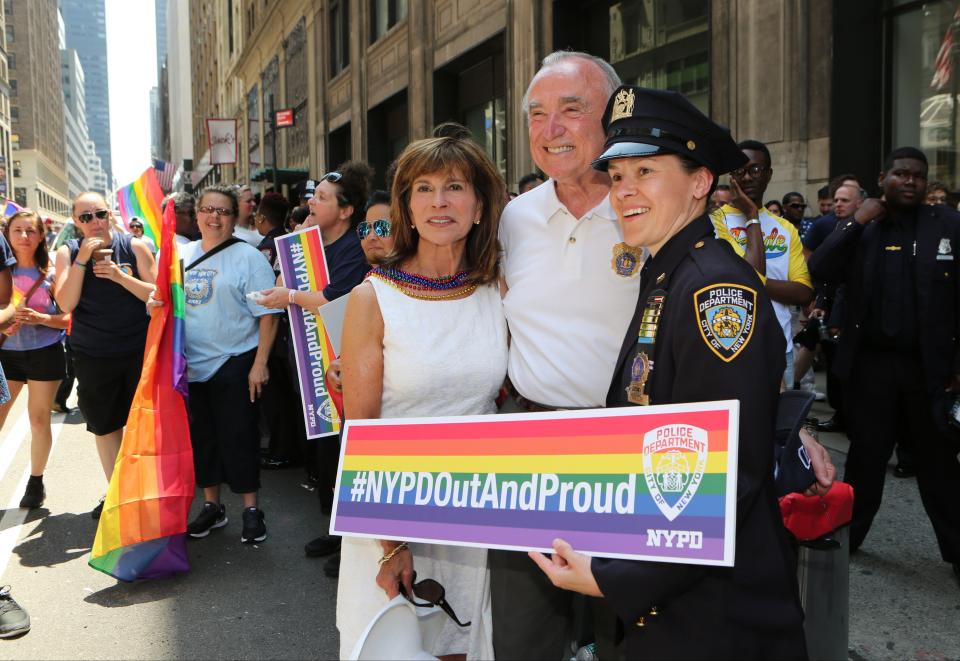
[89,201,194,581]
[275,226,342,439]
[115,168,165,244]
[2,199,22,219]
[332,402,739,566]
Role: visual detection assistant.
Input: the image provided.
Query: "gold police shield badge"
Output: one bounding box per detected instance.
[694,283,757,362]
[611,242,642,277]
[610,88,636,122]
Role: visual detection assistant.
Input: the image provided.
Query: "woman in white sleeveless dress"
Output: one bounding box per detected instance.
[337,134,507,660]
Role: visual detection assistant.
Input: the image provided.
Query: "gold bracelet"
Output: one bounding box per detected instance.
[378,542,408,567]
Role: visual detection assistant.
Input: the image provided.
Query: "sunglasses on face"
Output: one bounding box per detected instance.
[77,209,110,223]
[399,572,470,627]
[357,218,391,239]
[731,164,768,179]
[198,205,235,217]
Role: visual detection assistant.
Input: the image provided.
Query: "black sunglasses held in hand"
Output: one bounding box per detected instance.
[399,572,471,627]
[356,219,392,239]
[77,209,110,223]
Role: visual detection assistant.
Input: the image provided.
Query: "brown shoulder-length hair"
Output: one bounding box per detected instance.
[3,210,50,274]
[382,136,505,285]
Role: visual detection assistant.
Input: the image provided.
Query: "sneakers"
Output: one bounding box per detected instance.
[19,476,45,509]
[0,586,30,638]
[187,502,228,538]
[241,507,267,544]
[91,496,105,519]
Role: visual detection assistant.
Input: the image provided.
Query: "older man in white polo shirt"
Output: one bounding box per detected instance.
[492,51,641,660]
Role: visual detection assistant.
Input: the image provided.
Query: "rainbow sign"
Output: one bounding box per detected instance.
[332,401,740,565]
[275,226,341,439]
[115,168,165,244]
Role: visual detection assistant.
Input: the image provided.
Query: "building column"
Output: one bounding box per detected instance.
[407,0,432,141]
[506,0,541,187]
[349,0,367,161]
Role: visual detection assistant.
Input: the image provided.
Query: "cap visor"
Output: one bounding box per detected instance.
[592,142,670,171]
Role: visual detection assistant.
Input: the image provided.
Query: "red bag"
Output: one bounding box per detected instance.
[779,482,854,541]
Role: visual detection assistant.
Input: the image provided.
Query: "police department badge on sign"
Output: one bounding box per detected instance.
[694,284,756,362]
[642,424,709,522]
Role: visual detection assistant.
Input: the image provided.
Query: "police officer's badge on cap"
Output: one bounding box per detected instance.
[593,86,747,176]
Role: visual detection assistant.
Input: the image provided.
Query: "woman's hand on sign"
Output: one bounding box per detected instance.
[800,429,836,497]
[529,538,604,597]
[376,541,415,599]
[258,286,292,310]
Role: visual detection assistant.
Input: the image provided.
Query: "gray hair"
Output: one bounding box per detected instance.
[162,191,197,215]
[521,50,622,116]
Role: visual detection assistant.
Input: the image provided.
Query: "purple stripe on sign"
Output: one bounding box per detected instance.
[335,500,727,538]
[334,516,727,561]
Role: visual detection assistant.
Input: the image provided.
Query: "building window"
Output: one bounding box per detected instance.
[889,1,960,191]
[4,25,11,43]
[285,19,309,164]
[7,54,14,70]
[370,0,407,43]
[330,0,349,77]
[9,79,15,97]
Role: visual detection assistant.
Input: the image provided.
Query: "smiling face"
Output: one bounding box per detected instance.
[608,154,713,255]
[525,59,610,185]
[7,214,44,261]
[72,192,114,242]
[360,202,395,264]
[408,169,481,249]
[197,192,237,245]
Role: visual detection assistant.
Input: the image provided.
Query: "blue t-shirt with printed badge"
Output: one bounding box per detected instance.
[180,239,280,383]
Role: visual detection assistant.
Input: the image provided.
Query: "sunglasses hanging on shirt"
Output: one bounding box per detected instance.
[398,572,471,627]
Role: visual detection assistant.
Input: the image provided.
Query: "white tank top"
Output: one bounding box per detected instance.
[368,278,508,418]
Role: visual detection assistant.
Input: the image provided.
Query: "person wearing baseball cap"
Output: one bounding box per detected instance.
[530,86,810,660]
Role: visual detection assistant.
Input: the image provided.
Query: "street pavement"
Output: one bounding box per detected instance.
[0,375,958,660]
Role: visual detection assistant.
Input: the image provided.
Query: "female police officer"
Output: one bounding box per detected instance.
[530,86,807,660]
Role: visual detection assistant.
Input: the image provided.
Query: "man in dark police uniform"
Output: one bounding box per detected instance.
[808,147,960,582]
[530,87,807,659]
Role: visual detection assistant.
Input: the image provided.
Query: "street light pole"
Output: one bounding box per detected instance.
[269,95,279,191]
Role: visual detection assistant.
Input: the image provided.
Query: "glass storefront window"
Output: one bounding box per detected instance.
[891,1,960,191]
[609,0,710,112]
[464,97,506,179]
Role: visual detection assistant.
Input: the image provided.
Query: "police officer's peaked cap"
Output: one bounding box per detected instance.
[593,86,747,175]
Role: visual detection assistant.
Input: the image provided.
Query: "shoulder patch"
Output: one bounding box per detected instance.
[694,283,757,362]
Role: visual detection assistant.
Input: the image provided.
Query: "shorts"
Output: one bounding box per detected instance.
[74,348,145,436]
[0,342,67,382]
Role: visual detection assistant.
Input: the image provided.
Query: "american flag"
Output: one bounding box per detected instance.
[152,158,176,193]
[931,7,960,91]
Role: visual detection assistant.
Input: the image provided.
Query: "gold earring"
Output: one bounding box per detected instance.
[474,219,480,225]
[411,224,416,230]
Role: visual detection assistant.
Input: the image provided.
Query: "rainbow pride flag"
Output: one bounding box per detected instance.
[115,168,165,244]
[275,226,342,438]
[332,402,739,566]
[89,200,194,581]
[3,199,22,219]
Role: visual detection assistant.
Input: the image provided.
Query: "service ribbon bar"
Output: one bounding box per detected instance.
[331,401,740,566]
[275,226,341,439]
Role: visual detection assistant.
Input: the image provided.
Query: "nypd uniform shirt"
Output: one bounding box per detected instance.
[500,179,642,408]
[179,240,280,383]
[598,214,803,643]
[710,204,811,351]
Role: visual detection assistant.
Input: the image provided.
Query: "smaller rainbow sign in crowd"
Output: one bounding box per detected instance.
[332,401,739,566]
[275,226,342,439]
[115,168,166,244]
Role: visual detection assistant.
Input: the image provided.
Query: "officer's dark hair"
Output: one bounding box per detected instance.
[365,189,390,213]
[675,153,719,198]
[290,205,310,226]
[816,185,830,200]
[736,139,771,168]
[432,122,472,140]
[257,192,288,228]
[882,146,928,172]
[781,191,804,206]
[332,161,375,226]
[828,173,859,197]
[198,184,239,218]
